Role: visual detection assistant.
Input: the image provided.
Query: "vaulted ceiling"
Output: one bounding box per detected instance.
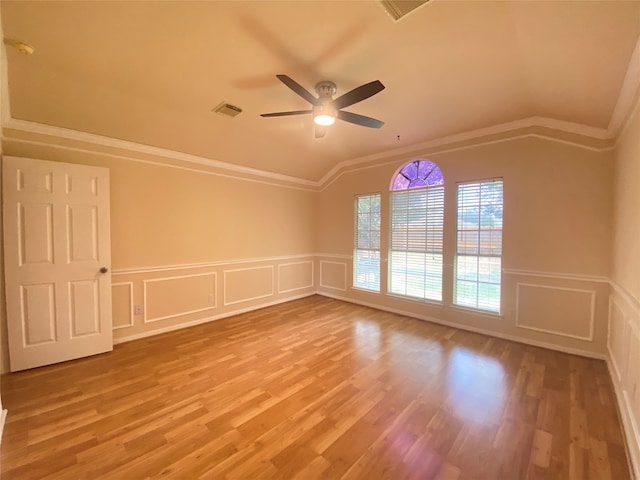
[2,1,639,182]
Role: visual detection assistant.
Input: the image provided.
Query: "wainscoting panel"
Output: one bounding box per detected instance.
[144,273,217,323]
[608,296,628,382]
[319,261,347,291]
[111,255,315,342]
[608,282,640,479]
[224,266,273,306]
[277,261,313,294]
[515,283,595,340]
[111,282,133,330]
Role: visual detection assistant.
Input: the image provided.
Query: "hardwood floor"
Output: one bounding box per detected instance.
[0,295,631,479]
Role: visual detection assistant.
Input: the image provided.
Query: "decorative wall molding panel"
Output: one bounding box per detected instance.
[607,281,640,479]
[515,283,596,341]
[223,266,274,306]
[143,273,217,323]
[319,261,347,291]
[277,261,314,294]
[111,282,134,330]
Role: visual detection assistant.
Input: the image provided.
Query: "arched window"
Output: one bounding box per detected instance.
[391,160,444,190]
[389,159,444,301]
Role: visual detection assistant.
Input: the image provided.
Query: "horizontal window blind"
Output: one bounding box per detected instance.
[454,179,503,312]
[354,194,381,291]
[389,186,444,301]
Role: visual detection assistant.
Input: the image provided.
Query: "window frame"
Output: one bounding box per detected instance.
[353,193,381,292]
[453,178,504,314]
[388,160,445,303]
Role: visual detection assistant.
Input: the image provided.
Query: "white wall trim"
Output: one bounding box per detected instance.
[316,253,353,260]
[114,292,315,344]
[607,295,627,383]
[608,357,640,480]
[318,121,614,189]
[143,272,217,323]
[223,265,274,306]
[5,137,317,192]
[319,261,347,292]
[610,279,640,317]
[503,268,610,284]
[609,34,640,137]
[0,408,6,446]
[112,254,315,276]
[111,282,134,330]
[3,117,317,188]
[318,291,607,360]
[2,117,617,195]
[515,283,596,341]
[277,261,314,294]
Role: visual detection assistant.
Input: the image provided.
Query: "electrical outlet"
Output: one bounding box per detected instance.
[134,304,144,315]
[208,294,215,305]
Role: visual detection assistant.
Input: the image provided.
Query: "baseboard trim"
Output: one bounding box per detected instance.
[317,291,607,360]
[0,408,7,445]
[606,357,640,480]
[113,292,315,345]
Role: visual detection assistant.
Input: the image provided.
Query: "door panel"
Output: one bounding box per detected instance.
[3,156,112,371]
[21,283,56,345]
[69,280,100,337]
[19,202,54,265]
[67,205,99,262]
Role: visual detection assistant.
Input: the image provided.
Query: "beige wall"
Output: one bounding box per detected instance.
[317,136,613,356]
[0,136,317,367]
[610,101,640,475]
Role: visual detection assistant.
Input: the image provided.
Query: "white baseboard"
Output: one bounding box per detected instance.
[317,291,607,360]
[113,292,315,345]
[0,408,7,445]
[607,357,640,479]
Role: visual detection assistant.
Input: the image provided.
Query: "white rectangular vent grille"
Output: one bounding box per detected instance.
[379,0,429,21]
[213,102,243,117]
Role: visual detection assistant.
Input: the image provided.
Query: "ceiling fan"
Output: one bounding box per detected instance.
[261,75,385,138]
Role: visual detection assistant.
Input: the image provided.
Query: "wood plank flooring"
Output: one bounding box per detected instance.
[0,295,631,479]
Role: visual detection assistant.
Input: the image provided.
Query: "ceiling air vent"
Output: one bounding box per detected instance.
[379,0,429,21]
[212,102,242,118]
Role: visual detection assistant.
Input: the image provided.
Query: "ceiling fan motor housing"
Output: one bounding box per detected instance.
[315,81,337,99]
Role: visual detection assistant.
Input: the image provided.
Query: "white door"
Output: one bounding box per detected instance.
[3,156,112,372]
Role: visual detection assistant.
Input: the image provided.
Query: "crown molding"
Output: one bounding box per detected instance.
[609,34,640,137]
[2,114,617,192]
[2,117,318,188]
[317,117,615,188]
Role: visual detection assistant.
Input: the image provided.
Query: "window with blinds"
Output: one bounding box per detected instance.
[354,194,381,291]
[454,179,503,313]
[389,160,444,302]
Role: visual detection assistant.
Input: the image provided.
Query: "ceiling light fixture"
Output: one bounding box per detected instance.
[313,104,336,126]
[312,81,337,126]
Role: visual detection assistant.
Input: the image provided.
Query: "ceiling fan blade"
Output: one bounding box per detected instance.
[315,125,327,138]
[260,110,313,117]
[276,74,319,105]
[337,110,384,128]
[333,80,385,110]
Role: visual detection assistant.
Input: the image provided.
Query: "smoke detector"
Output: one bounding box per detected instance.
[212,102,242,118]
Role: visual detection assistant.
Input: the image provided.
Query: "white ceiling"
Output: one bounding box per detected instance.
[2,1,639,181]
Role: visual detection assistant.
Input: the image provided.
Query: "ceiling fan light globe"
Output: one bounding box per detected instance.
[314,114,336,126]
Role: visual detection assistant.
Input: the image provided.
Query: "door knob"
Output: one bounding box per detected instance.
[100,267,108,274]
